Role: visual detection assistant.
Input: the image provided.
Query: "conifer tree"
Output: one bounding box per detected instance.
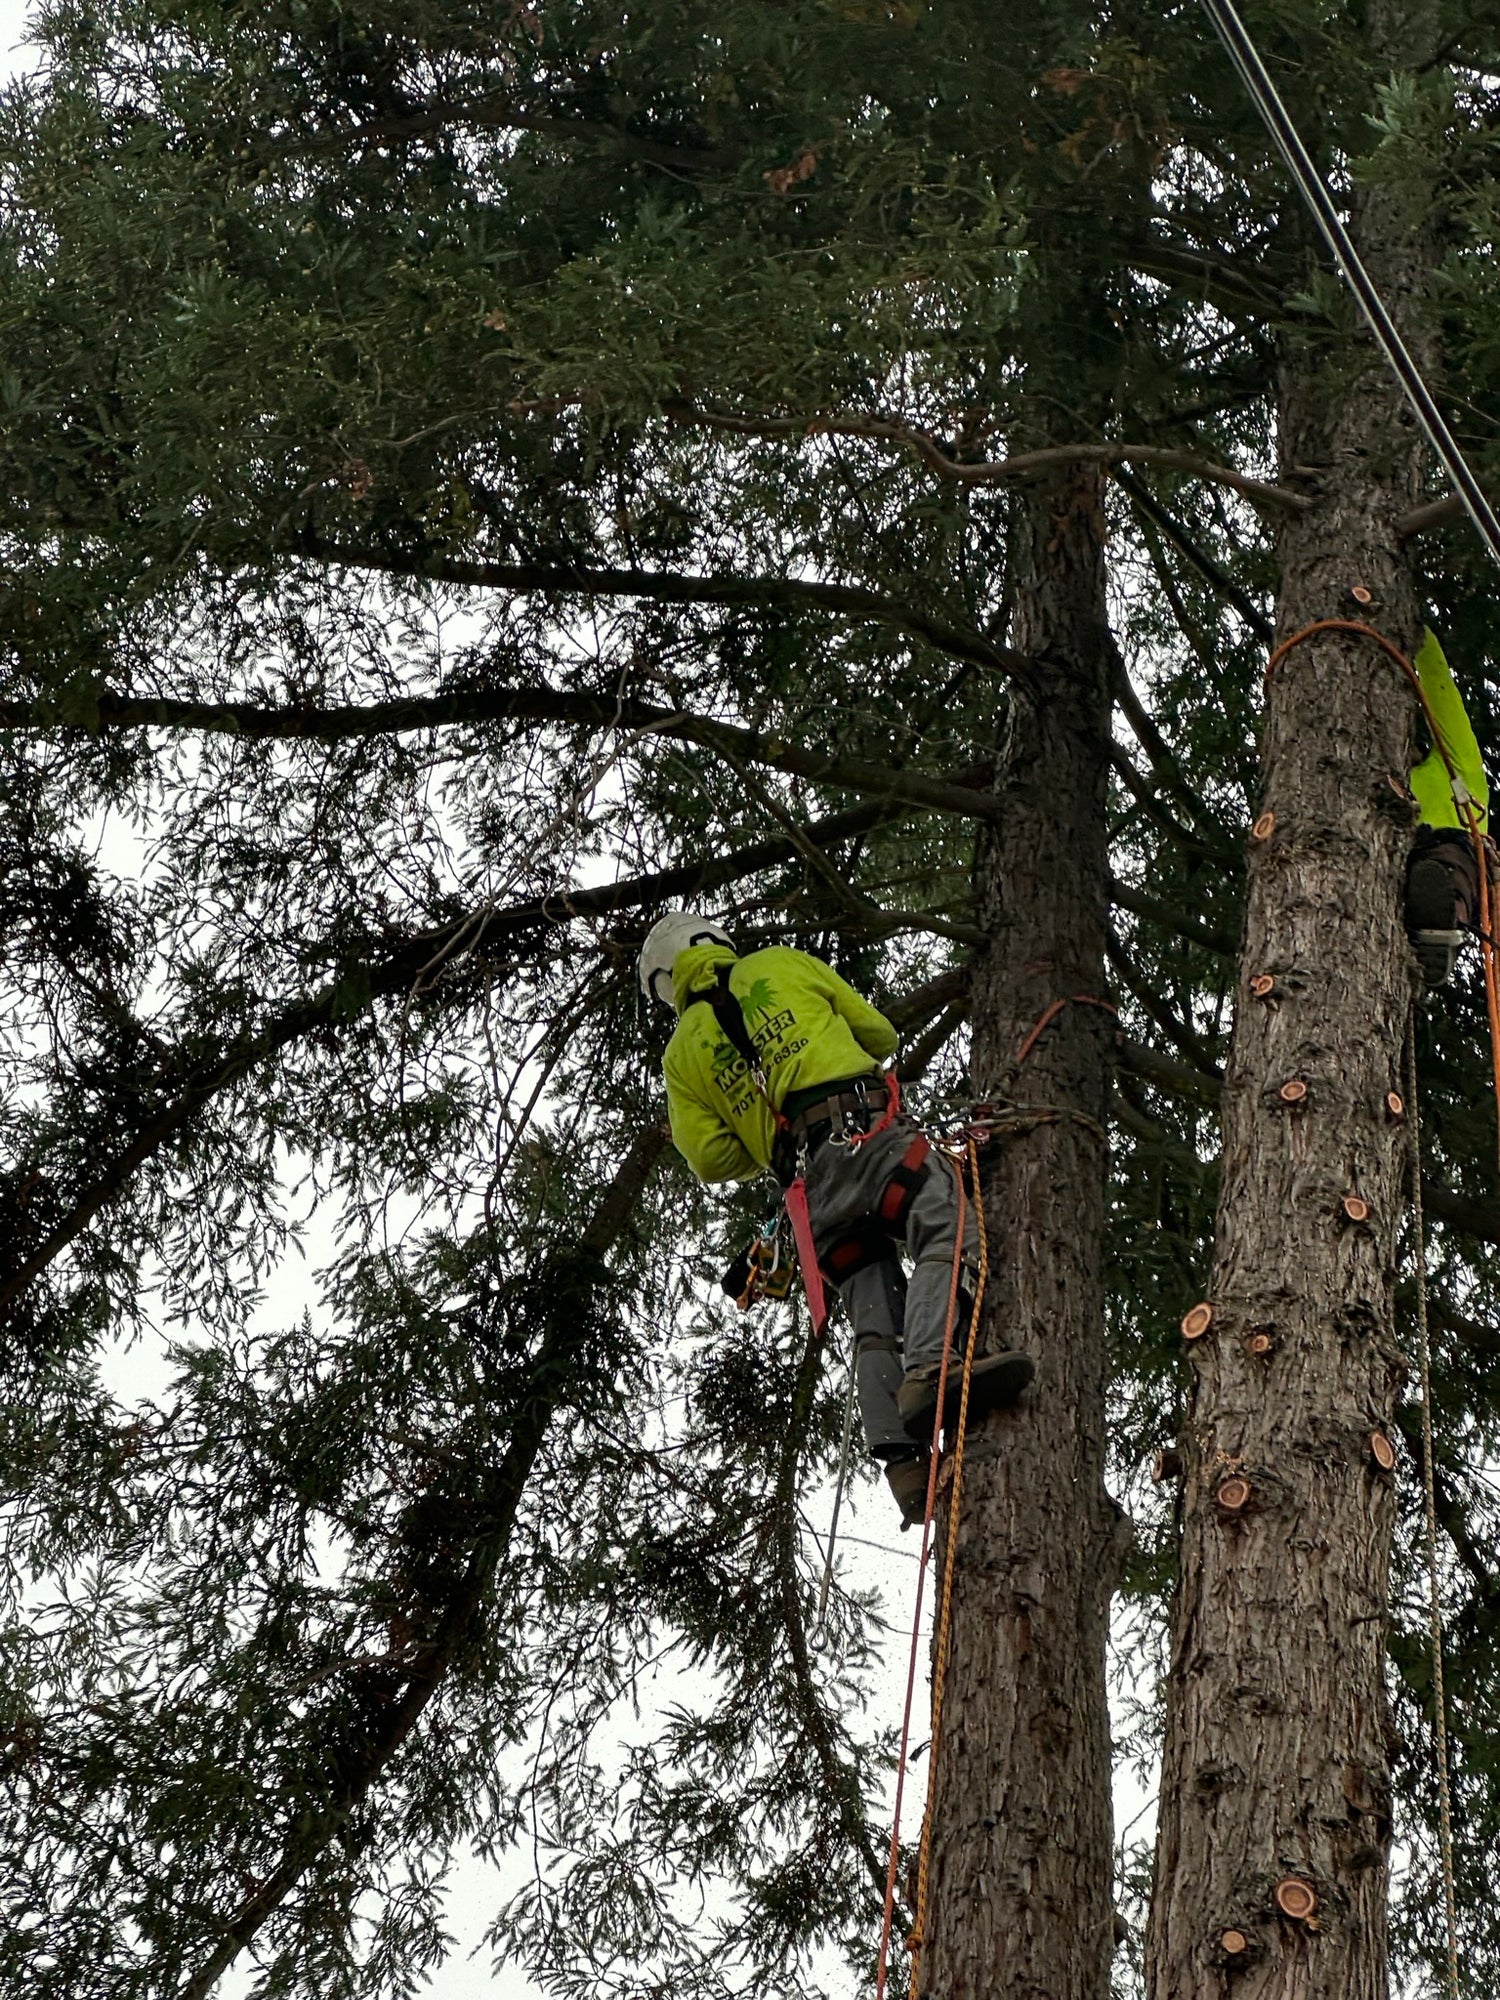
[4,5,1500,2000]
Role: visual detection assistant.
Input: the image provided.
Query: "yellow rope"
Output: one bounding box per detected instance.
[908,1134,990,1998]
[1406,1024,1461,2000]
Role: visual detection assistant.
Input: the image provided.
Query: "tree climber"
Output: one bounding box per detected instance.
[1405,628,1491,988]
[638,913,1034,1527]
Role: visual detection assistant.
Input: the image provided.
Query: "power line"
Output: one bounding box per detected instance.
[1198,0,1500,573]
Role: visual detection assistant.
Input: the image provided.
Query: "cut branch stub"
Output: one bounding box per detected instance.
[1251,811,1276,842]
[1181,1302,1214,1341]
[1250,973,1276,998]
[1273,1878,1318,1923]
[1370,1432,1397,1472]
[1216,1476,1253,1513]
[1246,1332,1274,1357]
[1341,1194,1371,1223]
[1220,1928,1249,1956]
[1278,1078,1308,1104]
[1348,583,1375,607]
[1385,1091,1405,1118]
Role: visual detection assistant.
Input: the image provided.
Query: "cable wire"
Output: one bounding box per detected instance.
[1198,0,1500,573]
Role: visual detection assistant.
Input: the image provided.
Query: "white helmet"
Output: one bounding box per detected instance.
[638,911,735,1008]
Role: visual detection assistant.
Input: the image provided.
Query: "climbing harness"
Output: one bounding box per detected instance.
[1405,1028,1462,2000]
[687,965,834,1329]
[783,1167,829,1334]
[1199,0,1500,574]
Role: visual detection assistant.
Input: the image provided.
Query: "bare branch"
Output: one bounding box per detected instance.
[662,404,1308,512]
[1396,491,1465,539]
[3,685,1006,825]
[305,541,1036,694]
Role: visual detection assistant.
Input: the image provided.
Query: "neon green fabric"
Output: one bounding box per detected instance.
[1410,628,1490,832]
[663,943,899,1182]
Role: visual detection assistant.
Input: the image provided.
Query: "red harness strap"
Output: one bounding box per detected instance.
[877,1133,931,1232]
[782,1176,828,1334]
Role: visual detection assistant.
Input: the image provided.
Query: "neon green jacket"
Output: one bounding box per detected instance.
[1411,628,1490,833]
[663,944,898,1183]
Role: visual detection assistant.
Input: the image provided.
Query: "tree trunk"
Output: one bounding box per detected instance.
[1146,20,1435,1992]
[917,454,1123,1999]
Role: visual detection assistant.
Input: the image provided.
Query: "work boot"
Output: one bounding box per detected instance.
[896,1350,1035,1443]
[1406,829,1480,988]
[882,1450,931,1532]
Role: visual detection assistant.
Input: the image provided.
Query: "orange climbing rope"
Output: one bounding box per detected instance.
[907,1132,990,1999]
[1267,618,1500,1176]
[875,994,1108,1996]
[874,1157,969,2000]
[1013,993,1118,1068]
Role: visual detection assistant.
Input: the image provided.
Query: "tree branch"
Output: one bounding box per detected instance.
[305,541,1036,695]
[265,94,742,173]
[1116,1037,1223,1109]
[176,1130,667,2000]
[1396,492,1465,540]
[4,685,1006,825]
[1110,879,1239,957]
[662,405,1308,513]
[1113,468,1274,644]
[0,803,957,1313]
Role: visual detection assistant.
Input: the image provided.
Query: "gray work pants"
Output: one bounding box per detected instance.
[801,1117,978,1457]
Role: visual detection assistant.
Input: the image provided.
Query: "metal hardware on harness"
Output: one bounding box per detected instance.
[733,1215,796,1311]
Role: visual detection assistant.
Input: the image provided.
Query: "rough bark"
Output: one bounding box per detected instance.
[1146,21,1435,1994]
[918,457,1122,1999]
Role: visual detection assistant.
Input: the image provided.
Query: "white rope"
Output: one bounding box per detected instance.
[1406,1024,1462,1999]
